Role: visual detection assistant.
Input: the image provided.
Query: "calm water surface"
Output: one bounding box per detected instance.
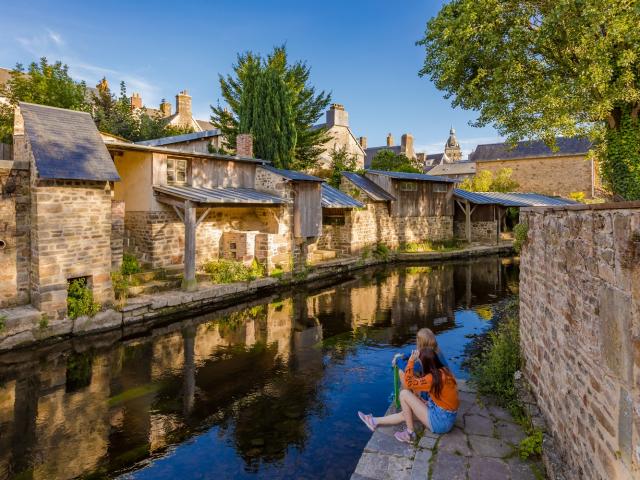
[0,256,518,480]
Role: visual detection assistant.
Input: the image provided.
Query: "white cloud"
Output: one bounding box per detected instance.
[14,27,159,105]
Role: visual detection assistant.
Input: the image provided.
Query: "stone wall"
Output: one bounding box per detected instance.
[111,200,124,270]
[123,205,291,273]
[0,161,30,307]
[519,203,640,480]
[30,180,115,319]
[476,155,594,199]
[454,220,497,243]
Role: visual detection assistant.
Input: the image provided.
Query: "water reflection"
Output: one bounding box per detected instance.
[0,256,518,480]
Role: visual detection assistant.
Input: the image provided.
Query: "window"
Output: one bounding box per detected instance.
[433,183,448,193]
[323,215,345,226]
[167,158,187,185]
[399,181,417,191]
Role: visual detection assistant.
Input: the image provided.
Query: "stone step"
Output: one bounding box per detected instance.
[308,249,338,263]
[127,279,182,297]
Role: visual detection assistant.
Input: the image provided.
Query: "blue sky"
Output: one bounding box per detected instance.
[0,0,501,156]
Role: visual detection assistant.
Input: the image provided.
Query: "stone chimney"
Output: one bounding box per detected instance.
[176,90,192,119]
[130,92,142,110]
[326,103,349,127]
[401,133,415,159]
[159,98,172,117]
[386,133,394,147]
[359,136,367,149]
[236,133,253,158]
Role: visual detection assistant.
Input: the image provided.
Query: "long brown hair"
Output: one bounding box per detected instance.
[418,347,450,399]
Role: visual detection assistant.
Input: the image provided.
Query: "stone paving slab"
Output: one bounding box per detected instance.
[350,380,544,480]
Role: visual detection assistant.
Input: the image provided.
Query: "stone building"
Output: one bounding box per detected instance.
[469,136,595,198]
[129,89,216,132]
[329,170,456,254]
[0,102,121,319]
[313,104,366,171]
[424,127,465,169]
[364,132,418,169]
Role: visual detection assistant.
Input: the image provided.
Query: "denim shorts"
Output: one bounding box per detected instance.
[426,396,457,434]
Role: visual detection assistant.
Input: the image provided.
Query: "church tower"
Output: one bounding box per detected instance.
[444,127,462,163]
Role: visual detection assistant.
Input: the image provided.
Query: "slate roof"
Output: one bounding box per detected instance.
[428,162,476,177]
[259,165,324,182]
[154,185,286,205]
[321,184,364,208]
[106,141,266,164]
[364,145,401,168]
[470,137,592,162]
[453,189,578,207]
[426,153,445,163]
[20,102,120,181]
[366,169,458,183]
[196,119,216,131]
[136,129,221,147]
[341,172,396,202]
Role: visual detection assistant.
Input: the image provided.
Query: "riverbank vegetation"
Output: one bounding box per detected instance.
[399,238,464,253]
[203,258,265,284]
[469,297,543,460]
[67,278,101,319]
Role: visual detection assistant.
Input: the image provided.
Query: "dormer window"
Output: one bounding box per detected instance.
[167,158,187,185]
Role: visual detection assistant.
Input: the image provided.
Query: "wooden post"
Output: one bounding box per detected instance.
[182,200,197,291]
[465,200,471,244]
[496,207,503,245]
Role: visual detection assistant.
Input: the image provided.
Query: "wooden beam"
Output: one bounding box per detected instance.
[155,193,188,209]
[182,200,197,291]
[465,200,472,244]
[173,205,184,223]
[196,208,211,226]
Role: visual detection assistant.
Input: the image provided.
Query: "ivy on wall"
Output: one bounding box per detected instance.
[602,106,640,201]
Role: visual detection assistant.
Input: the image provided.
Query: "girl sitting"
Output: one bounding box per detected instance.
[359,347,459,442]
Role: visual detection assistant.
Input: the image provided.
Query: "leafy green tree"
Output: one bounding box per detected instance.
[418,0,640,200]
[93,79,192,142]
[211,46,330,169]
[459,168,519,193]
[324,146,359,187]
[0,58,89,142]
[370,150,421,173]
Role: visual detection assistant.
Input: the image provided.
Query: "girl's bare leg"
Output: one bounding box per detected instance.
[399,389,431,432]
[372,411,405,425]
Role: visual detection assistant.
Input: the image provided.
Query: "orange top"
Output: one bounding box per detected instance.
[404,358,459,412]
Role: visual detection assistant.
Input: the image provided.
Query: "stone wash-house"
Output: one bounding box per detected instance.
[334,170,457,253]
[0,103,121,319]
[108,134,337,287]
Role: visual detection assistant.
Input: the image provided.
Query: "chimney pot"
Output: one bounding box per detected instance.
[160,99,172,117]
[386,133,394,147]
[326,103,349,127]
[236,133,254,158]
[359,136,368,149]
[176,90,192,123]
[401,133,415,158]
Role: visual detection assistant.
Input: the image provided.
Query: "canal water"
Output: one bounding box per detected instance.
[0,256,518,480]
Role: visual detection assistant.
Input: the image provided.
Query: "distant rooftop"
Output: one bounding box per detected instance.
[470,137,592,162]
[20,102,120,182]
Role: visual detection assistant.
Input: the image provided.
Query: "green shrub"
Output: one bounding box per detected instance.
[121,253,142,275]
[471,298,522,417]
[39,313,49,329]
[111,272,132,301]
[401,239,463,253]
[519,429,543,460]
[270,266,285,279]
[67,278,101,320]
[513,222,529,254]
[0,315,6,332]
[204,258,265,284]
[373,243,391,261]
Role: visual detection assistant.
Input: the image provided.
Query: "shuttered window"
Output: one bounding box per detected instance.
[167,158,187,185]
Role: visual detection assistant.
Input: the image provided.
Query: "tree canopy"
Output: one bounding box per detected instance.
[370,150,421,173]
[418,0,640,199]
[0,58,89,143]
[320,146,360,188]
[459,168,519,193]
[92,79,192,142]
[211,46,331,170]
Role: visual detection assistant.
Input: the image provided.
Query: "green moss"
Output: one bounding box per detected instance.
[39,313,49,330]
[0,315,6,333]
[400,238,464,253]
[518,429,543,460]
